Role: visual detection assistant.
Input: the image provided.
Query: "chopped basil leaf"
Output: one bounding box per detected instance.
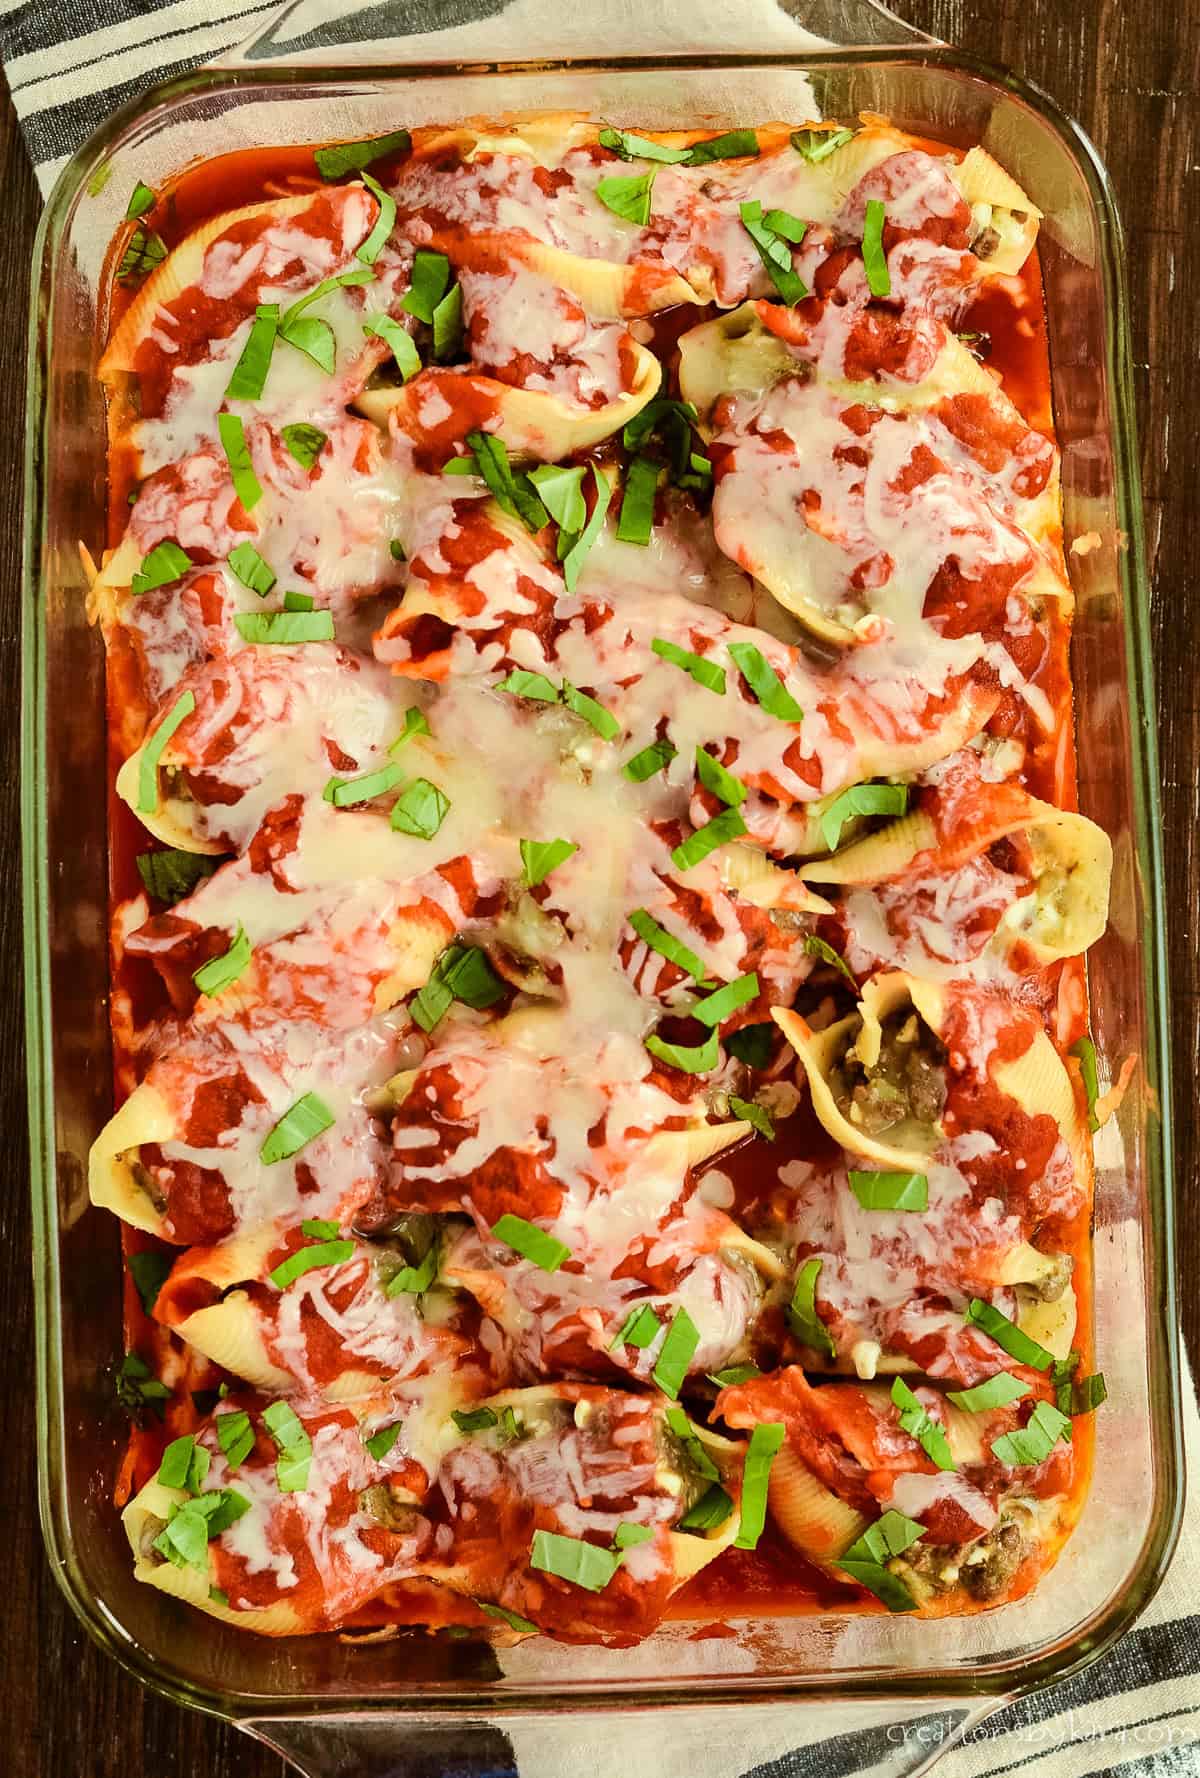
[410,943,505,1031]
[383,1237,439,1299]
[622,738,677,782]
[651,637,726,693]
[158,1433,210,1495]
[452,1407,499,1434]
[862,197,892,297]
[848,1169,929,1212]
[671,806,748,872]
[389,539,406,562]
[227,541,276,597]
[1070,1035,1101,1131]
[125,180,156,220]
[432,282,464,360]
[357,172,397,266]
[709,1364,761,1387]
[364,1423,402,1461]
[678,1483,734,1531]
[234,610,334,645]
[521,837,577,887]
[819,781,908,852]
[496,668,560,702]
[612,1522,655,1549]
[1070,1371,1108,1414]
[132,538,193,597]
[740,198,808,305]
[138,690,195,813]
[530,1529,620,1592]
[528,464,588,535]
[461,430,549,531]
[964,1297,1053,1370]
[692,973,758,1027]
[598,127,690,164]
[788,1256,836,1357]
[762,207,808,244]
[616,455,660,545]
[891,1377,955,1470]
[595,169,657,225]
[478,1600,539,1633]
[192,923,252,998]
[270,1235,355,1289]
[225,303,279,402]
[491,1213,570,1273]
[283,590,314,612]
[610,1303,662,1350]
[562,680,620,741]
[363,313,421,381]
[302,1217,339,1238]
[279,315,336,373]
[729,1095,775,1140]
[726,1023,774,1068]
[644,1029,720,1074]
[695,745,746,807]
[791,125,855,163]
[389,706,431,751]
[402,249,452,323]
[117,228,167,286]
[116,1352,171,1421]
[627,908,711,982]
[260,1092,336,1165]
[837,1510,924,1610]
[315,130,411,179]
[734,1420,786,1549]
[727,641,803,722]
[216,1409,255,1471]
[264,1399,313,1492]
[281,422,327,468]
[652,1308,701,1398]
[128,1248,173,1314]
[281,267,375,331]
[946,1372,1031,1413]
[990,1400,1073,1467]
[135,847,219,906]
[684,129,759,165]
[217,411,263,511]
[561,466,612,590]
[804,933,856,988]
[391,777,450,839]
[323,760,405,807]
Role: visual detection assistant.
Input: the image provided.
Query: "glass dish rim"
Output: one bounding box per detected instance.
[22,40,1184,1726]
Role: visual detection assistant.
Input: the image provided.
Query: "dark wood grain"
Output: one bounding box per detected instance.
[0,5,1194,1772]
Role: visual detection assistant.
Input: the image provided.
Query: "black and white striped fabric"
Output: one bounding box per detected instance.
[4,4,1198,1774]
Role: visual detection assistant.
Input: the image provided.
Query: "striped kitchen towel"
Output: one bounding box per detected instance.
[3,4,1195,1777]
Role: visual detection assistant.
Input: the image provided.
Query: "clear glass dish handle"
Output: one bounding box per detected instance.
[215,0,937,69]
[242,1699,1005,1778]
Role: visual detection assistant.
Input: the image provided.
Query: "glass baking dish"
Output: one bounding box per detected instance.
[22,2,1183,1772]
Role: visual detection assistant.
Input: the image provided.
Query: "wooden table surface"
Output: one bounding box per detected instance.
[1,3,1195,1772]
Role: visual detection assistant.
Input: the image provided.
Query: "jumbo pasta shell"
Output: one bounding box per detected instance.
[719,842,832,913]
[101,192,345,382]
[356,338,661,461]
[176,1291,294,1394]
[88,1081,176,1235]
[772,1006,937,1172]
[1012,1282,1078,1362]
[678,304,795,424]
[992,1029,1091,1186]
[951,146,1042,278]
[123,1479,302,1635]
[767,1444,869,1564]
[115,747,227,856]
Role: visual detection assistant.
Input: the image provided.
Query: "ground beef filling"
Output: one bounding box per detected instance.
[831,1009,947,1138]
